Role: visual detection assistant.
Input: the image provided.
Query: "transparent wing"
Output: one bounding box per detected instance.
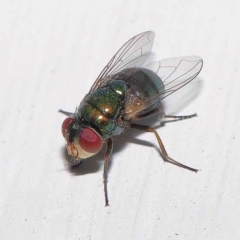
[140,56,203,113]
[90,31,155,93]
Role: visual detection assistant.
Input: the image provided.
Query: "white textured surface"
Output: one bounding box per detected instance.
[0,1,240,239]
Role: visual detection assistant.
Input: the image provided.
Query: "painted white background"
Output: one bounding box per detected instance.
[0,0,240,239]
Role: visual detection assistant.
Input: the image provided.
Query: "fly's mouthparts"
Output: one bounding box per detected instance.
[67,144,78,158]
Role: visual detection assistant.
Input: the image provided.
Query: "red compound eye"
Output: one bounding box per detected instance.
[61,117,73,137]
[79,128,103,153]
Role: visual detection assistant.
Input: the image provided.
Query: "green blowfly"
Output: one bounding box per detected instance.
[60,31,203,206]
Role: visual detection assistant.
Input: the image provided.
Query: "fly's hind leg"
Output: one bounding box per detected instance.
[133,108,197,122]
[103,138,113,206]
[130,123,198,173]
[164,113,197,120]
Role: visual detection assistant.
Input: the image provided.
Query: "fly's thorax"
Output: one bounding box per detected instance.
[79,80,127,137]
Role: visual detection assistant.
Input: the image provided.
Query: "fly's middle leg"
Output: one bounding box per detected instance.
[130,123,198,173]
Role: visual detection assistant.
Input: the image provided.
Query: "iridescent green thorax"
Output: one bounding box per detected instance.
[79,80,127,137]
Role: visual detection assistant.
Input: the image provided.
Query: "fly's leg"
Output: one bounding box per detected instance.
[132,109,196,122]
[164,113,197,120]
[103,138,113,206]
[130,124,198,173]
[133,108,164,120]
[58,109,74,117]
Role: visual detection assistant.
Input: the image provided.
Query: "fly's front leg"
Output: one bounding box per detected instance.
[130,124,198,173]
[164,113,197,120]
[58,109,74,117]
[103,138,113,206]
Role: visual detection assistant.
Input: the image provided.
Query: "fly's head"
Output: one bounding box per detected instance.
[61,117,103,159]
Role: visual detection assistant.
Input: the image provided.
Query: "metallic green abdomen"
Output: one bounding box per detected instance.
[130,68,165,97]
[80,80,127,137]
[120,68,165,117]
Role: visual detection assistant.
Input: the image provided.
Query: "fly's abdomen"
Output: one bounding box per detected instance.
[130,68,165,98]
[119,68,165,120]
[80,80,127,136]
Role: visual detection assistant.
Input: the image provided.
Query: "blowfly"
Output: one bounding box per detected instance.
[60,31,203,206]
